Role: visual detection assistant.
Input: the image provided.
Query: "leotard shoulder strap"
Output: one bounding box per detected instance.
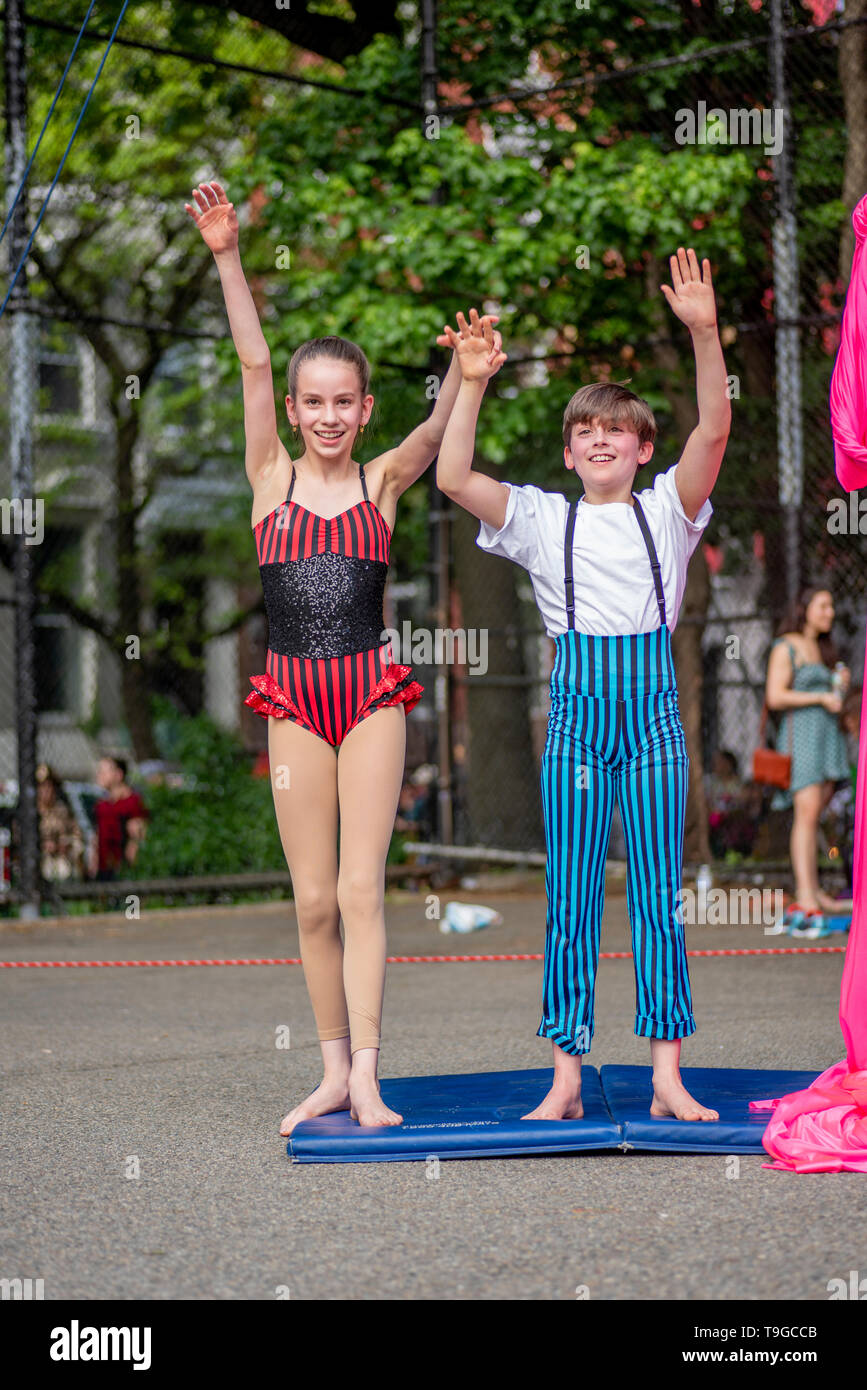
[359,463,369,501]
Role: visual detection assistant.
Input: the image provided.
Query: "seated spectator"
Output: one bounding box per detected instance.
[841,683,862,765]
[704,748,761,857]
[36,763,84,881]
[394,765,436,838]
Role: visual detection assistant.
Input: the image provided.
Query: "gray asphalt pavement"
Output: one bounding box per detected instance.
[1,886,864,1301]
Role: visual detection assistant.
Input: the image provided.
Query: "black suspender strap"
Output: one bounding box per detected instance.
[564,498,578,630]
[631,494,667,628]
[286,465,295,503]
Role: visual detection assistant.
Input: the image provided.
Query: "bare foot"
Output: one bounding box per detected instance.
[349,1075,402,1127]
[816,891,853,913]
[279,1078,351,1137]
[522,1085,583,1121]
[651,1075,719,1122]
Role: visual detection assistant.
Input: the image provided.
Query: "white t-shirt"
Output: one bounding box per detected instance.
[476,463,712,638]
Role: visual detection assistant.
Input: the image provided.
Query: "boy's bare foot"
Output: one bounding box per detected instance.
[279,1077,351,1137]
[522,1084,584,1121]
[651,1075,719,1121]
[349,1074,403,1127]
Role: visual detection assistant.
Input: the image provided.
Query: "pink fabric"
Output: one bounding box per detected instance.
[830,196,867,489]
[746,193,867,1172]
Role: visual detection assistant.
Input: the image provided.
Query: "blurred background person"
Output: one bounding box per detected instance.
[394,764,436,839]
[87,755,150,881]
[704,748,761,858]
[36,763,85,882]
[765,587,852,921]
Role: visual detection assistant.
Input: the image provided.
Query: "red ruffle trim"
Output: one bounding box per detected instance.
[244,672,310,723]
[362,662,425,723]
[243,666,424,728]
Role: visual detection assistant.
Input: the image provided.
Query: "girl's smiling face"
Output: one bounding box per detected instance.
[565,415,654,492]
[286,358,374,461]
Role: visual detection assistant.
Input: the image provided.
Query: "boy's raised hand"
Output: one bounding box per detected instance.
[185,180,239,254]
[437,308,507,380]
[659,247,718,333]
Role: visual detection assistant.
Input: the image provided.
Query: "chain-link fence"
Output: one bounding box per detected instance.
[445,0,867,859]
[1,0,864,906]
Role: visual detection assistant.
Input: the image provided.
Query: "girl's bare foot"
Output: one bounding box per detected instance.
[522,1084,583,1121]
[816,890,853,913]
[349,1074,403,1127]
[651,1075,719,1121]
[279,1077,351,1136]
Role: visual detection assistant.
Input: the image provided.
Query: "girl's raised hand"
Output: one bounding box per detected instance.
[659,247,717,332]
[437,308,507,380]
[184,180,239,254]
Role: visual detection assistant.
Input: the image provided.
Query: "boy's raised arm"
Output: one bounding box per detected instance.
[373,346,463,504]
[375,313,505,506]
[436,310,510,531]
[660,247,731,522]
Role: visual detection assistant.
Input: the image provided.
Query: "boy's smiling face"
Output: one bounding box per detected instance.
[565,414,654,498]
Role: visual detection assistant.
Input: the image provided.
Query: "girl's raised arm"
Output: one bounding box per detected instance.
[185,180,288,487]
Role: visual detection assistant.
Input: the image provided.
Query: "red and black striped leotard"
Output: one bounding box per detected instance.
[244,462,424,746]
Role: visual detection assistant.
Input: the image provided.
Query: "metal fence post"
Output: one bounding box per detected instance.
[771,0,804,604]
[4,0,40,917]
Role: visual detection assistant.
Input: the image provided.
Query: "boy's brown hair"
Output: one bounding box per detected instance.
[562,383,657,456]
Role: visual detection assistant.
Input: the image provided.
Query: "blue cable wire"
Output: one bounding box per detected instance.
[0,0,99,253]
[0,0,132,323]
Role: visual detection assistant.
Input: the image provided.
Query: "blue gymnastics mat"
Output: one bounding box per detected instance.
[600,1065,821,1154]
[287,1065,822,1163]
[287,1066,620,1163]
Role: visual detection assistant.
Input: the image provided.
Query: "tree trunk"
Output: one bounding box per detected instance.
[839,0,867,286]
[116,414,158,761]
[673,551,712,865]
[450,496,542,850]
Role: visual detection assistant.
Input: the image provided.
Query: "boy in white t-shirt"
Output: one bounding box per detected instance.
[437,248,730,1121]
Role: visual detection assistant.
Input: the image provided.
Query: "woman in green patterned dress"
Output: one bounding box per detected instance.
[765,587,853,920]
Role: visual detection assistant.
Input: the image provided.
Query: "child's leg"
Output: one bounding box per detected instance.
[522,1042,583,1121]
[538,721,615,1054]
[267,717,352,1137]
[790,782,825,910]
[336,704,407,1127]
[524,705,615,1120]
[616,690,717,1121]
[649,1039,717,1121]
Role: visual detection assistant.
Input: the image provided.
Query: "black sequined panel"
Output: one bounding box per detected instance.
[260,551,388,658]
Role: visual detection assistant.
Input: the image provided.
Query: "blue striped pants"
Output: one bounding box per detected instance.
[539,625,695,1055]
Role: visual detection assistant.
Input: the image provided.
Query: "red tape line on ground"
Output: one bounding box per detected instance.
[0,946,847,968]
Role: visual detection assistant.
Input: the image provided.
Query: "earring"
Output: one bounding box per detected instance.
[360,423,365,436]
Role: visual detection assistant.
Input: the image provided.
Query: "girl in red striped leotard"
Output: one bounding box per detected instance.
[244,459,423,744]
[186,179,504,1136]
